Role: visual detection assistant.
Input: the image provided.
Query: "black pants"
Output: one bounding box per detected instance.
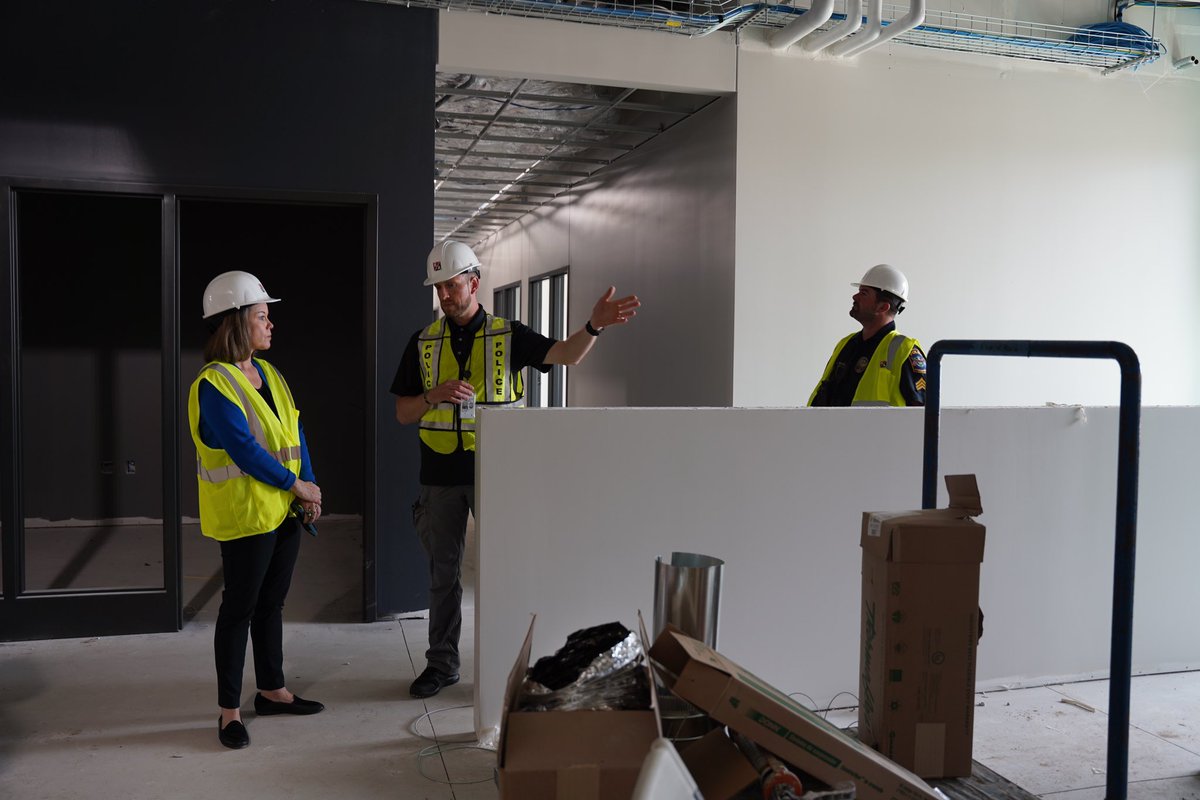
[214,517,302,709]
[412,485,474,674]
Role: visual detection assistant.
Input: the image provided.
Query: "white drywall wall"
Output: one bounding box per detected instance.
[439,10,736,93]
[733,39,1200,407]
[474,405,1199,738]
[475,97,738,407]
[450,9,1200,409]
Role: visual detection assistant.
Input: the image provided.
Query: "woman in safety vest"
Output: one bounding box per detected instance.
[187,270,325,750]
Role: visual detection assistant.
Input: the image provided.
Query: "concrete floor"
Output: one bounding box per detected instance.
[2,519,1198,799]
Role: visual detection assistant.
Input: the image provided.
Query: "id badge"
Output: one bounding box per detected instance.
[460,393,476,419]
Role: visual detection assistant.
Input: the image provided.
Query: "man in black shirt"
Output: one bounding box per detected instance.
[808,264,926,407]
[391,240,640,698]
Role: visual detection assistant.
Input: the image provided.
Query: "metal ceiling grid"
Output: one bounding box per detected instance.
[394,0,1166,71]
[434,74,718,243]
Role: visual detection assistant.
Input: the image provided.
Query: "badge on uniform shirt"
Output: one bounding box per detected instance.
[915,377,927,391]
[854,357,869,374]
[909,350,927,374]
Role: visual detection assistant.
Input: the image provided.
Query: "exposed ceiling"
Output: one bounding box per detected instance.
[418,0,1188,244]
[434,73,719,244]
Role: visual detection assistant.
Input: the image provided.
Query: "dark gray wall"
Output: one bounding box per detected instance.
[478,96,738,407]
[1,0,436,616]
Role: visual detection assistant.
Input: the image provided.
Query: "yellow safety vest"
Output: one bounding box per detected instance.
[418,315,524,454]
[187,359,303,541]
[808,330,921,407]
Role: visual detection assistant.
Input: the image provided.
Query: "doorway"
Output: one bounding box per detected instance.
[177,198,368,625]
[0,186,179,639]
[1,183,374,641]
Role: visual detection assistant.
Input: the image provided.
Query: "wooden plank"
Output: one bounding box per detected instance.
[931,762,1041,800]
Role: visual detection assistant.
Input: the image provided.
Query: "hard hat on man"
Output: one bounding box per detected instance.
[425,241,482,287]
[852,264,908,303]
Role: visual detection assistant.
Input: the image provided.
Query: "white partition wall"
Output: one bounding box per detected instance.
[473,405,1200,738]
[732,39,1200,408]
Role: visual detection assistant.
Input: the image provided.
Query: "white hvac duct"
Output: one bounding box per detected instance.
[801,0,863,54]
[828,0,881,57]
[837,0,926,58]
[768,0,835,51]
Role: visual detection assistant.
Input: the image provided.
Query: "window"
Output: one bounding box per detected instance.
[493,282,521,323]
[528,269,568,407]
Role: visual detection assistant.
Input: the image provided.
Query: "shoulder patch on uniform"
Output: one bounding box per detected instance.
[909,349,927,374]
[915,377,927,391]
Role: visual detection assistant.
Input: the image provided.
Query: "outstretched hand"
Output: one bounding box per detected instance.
[589,286,641,330]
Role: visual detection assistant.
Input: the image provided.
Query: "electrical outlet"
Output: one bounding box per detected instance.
[125,460,136,475]
[100,460,114,475]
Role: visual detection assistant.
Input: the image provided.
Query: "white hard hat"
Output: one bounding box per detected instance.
[425,240,482,287]
[202,270,280,319]
[852,264,909,303]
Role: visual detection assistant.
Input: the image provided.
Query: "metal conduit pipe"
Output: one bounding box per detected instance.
[425,0,1158,67]
[829,0,882,56]
[802,0,864,53]
[768,0,836,50]
[838,0,926,58]
[921,339,1141,800]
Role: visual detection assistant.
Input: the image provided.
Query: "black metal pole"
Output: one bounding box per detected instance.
[921,340,1140,800]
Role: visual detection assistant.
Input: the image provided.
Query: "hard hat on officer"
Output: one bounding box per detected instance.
[852,264,908,303]
[425,241,482,287]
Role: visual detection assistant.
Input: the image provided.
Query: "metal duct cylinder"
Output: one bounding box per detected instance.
[653,552,724,744]
[653,551,724,648]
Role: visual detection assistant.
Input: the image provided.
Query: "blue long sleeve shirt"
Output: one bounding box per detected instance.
[196,362,315,489]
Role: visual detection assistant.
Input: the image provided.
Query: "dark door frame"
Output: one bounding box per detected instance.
[0,176,378,640]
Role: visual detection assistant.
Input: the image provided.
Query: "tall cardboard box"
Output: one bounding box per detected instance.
[859,474,986,778]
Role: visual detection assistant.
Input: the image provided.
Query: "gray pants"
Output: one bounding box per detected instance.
[412,484,474,674]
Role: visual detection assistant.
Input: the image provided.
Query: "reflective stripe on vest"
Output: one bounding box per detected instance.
[417,315,524,453]
[196,446,303,484]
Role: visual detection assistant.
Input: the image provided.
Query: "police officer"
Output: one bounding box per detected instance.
[391,241,640,698]
[808,264,927,407]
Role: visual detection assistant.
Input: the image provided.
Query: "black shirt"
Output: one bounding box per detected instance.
[390,307,556,485]
[809,321,927,407]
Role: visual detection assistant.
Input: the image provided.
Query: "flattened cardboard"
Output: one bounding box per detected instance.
[679,727,759,800]
[498,615,662,800]
[859,473,986,778]
[650,628,942,800]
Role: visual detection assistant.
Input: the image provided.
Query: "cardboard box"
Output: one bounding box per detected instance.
[679,727,759,800]
[859,474,986,778]
[497,616,661,800]
[650,627,943,800]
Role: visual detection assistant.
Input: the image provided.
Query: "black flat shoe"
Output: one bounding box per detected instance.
[253,692,325,716]
[218,717,250,749]
[409,666,460,698]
